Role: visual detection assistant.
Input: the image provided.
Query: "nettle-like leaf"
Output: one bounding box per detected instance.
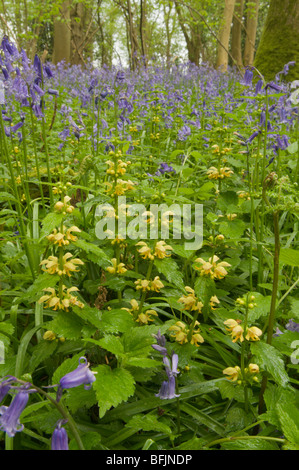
[279,248,299,267]
[126,414,172,435]
[250,341,289,387]
[276,402,299,446]
[93,365,135,418]
[154,258,185,290]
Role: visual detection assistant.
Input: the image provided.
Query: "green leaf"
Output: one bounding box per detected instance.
[250,342,289,386]
[93,365,135,418]
[75,239,110,267]
[180,402,226,436]
[98,309,135,334]
[40,212,64,238]
[280,248,299,266]
[276,403,299,445]
[47,312,83,340]
[98,335,124,356]
[126,414,172,435]
[220,437,279,450]
[154,258,185,289]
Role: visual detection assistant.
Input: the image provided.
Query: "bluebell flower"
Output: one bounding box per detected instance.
[33,54,42,78]
[51,419,69,450]
[0,389,30,437]
[0,376,15,403]
[255,79,263,95]
[178,124,191,141]
[56,357,97,402]
[157,162,175,175]
[242,67,253,86]
[265,82,283,93]
[286,319,299,333]
[155,376,180,400]
[276,134,289,150]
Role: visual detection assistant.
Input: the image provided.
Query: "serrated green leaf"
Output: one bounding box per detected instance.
[280,248,299,267]
[93,365,135,418]
[154,258,185,289]
[251,342,289,386]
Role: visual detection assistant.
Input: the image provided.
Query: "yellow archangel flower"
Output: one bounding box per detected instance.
[136,310,158,325]
[178,286,203,312]
[169,320,204,347]
[150,276,164,292]
[248,363,260,374]
[136,241,154,260]
[194,255,231,280]
[223,366,241,382]
[54,195,75,214]
[47,226,81,247]
[38,286,84,311]
[40,253,84,277]
[245,326,263,341]
[135,279,151,292]
[154,240,173,259]
[106,258,127,275]
[223,319,244,343]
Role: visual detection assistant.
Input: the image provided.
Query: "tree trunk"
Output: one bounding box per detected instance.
[175,2,201,66]
[140,0,147,66]
[231,0,244,69]
[53,1,71,64]
[126,0,139,70]
[254,0,299,81]
[243,0,259,66]
[216,0,236,71]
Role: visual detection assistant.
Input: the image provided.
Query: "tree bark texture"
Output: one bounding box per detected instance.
[231,0,244,69]
[254,0,299,81]
[243,0,259,67]
[53,0,71,64]
[216,0,236,71]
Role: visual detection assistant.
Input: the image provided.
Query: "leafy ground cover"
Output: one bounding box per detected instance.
[0,36,299,450]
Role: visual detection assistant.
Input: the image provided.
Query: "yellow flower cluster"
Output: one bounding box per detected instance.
[223,363,260,383]
[194,255,231,280]
[169,321,204,347]
[40,252,84,277]
[46,226,81,247]
[106,258,127,275]
[136,240,173,261]
[207,166,234,180]
[178,286,203,313]
[43,330,65,343]
[104,178,135,196]
[135,276,164,292]
[223,319,263,343]
[54,195,75,214]
[122,299,158,325]
[105,158,131,177]
[38,286,84,311]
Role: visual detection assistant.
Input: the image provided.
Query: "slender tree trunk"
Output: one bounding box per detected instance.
[243,0,259,66]
[216,0,236,71]
[231,0,244,69]
[70,2,85,65]
[175,2,201,66]
[126,0,139,70]
[140,0,147,66]
[254,0,299,81]
[53,0,71,64]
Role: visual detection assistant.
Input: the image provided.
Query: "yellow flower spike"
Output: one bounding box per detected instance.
[248,363,260,374]
[136,310,158,325]
[210,295,220,309]
[40,256,59,275]
[231,325,245,343]
[62,253,84,277]
[219,167,234,178]
[150,276,164,292]
[207,166,219,179]
[223,319,240,331]
[142,211,155,225]
[136,241,154,260]
[65,226,81,242]
[135,279,151,292]
[154,240,173,259]
[169,321,188,344]
[43,330,56,341]
[106,258,127,275]
[245,326,263,342]
[227,213,238,221]
[191,332,204,346]
[223,366,241,382]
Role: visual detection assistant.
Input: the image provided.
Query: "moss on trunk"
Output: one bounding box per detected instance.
[254,0,299,81]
